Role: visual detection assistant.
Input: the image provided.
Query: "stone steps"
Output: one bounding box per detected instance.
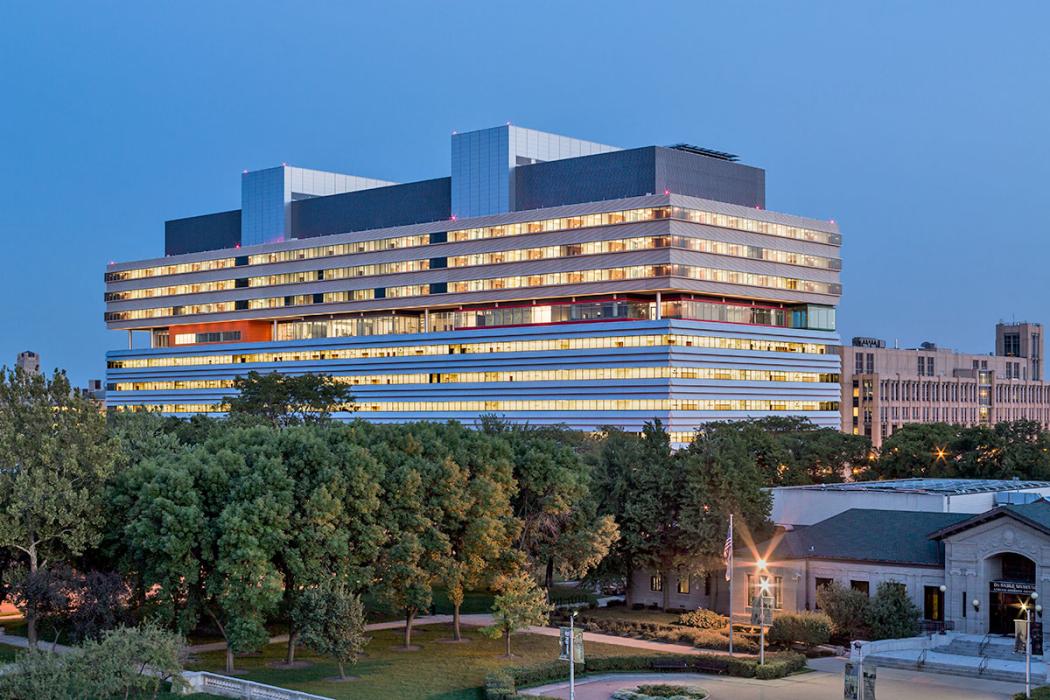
[934,639,1034,661]
[868,651,1041,684]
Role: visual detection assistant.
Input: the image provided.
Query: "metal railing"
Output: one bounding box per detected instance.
[978,655,991,676]
[916,648,928,669]
[978,633,993,657]
[181,672,334,699]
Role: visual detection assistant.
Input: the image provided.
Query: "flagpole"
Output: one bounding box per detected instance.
[728,513,734,656]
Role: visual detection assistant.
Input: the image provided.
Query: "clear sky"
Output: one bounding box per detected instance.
[2,1,1048,385]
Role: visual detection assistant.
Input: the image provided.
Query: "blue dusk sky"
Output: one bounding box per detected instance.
[2,1,1048,385]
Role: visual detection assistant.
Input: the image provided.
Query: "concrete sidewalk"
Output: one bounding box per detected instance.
[0,632,75,655]
[185,613,738,656]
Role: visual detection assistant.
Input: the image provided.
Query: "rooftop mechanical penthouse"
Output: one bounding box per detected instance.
[104,125,842,440]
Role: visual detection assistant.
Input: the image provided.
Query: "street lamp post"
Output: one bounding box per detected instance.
[1020,596,1037,700]
[757,566,770,667]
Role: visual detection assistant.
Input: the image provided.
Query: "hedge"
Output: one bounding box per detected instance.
[612,685,708,699]
[767,612,832,648]
[1015,689,1050,700]
[549,612,759,653]
[483,652,806,697]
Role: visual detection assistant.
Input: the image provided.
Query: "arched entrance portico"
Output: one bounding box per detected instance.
[985,552,1037,635]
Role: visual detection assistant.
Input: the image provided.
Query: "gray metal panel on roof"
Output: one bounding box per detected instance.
[766,508,971,566]
[776,478,1050,495]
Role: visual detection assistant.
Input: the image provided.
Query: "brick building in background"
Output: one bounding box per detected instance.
[839,322,1050,447]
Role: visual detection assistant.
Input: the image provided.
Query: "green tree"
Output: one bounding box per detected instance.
[372,434,446,649]
[225,370,354,426]
[675,422,773,610]
[484,568,552,657]
[0,368,117,648]
[435,427,518,641]
[866,581,920,640]
[484,421,617,588]
[816,582,871,640]
[871,423,958,479]
[593,422,681,606]
[295,585,369,680]
[273,425,383,664]
[113,426,293,672]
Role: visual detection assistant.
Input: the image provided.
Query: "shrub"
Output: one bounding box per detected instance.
[0,622,186,700]
[555,613,756,652]
[755,661,790,680]
[676,608,729,630]
[612,685,708,699]
[866,582,920,640]
[767,612,832,648]
[490,650,806,694]
[1016,688,1050,700]
[636,684,706,697]
[484,668,516,699]
[816,583,870,640]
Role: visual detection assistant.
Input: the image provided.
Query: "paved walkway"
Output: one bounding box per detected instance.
[186,613,728,656]
[0,633,75,655]
[522,657,1027,700]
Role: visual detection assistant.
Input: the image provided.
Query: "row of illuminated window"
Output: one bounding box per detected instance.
[106,333,831,369]
[104,257,238,282]
[267,299,834,344]
[104,264,839,322]
[113,399,841,414]
[111,367,841,392]
[450,206,839,246]
[445,264,838,295]
[106,234,841,302]
[105,205,839,283]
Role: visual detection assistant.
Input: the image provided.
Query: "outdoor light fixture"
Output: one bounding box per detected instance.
[973,599,981,609]
[939,585,946,593]
[756,558,767,570]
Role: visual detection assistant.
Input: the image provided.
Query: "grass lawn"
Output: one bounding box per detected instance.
[574,607,682,625]
[187,623,671,700]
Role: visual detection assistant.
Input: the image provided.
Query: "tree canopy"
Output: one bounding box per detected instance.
[0,368,118,647]
[225,371,354,426]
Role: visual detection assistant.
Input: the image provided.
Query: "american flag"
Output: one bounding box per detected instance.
[723,517,733,582]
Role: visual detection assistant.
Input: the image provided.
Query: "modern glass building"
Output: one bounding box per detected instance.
[104,125,842,442]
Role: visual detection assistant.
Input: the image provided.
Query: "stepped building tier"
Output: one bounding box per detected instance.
[104,125,842,440]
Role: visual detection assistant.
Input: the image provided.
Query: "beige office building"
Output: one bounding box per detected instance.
[840,323,1050,446]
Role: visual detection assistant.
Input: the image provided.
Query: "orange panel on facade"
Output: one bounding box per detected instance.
[170,320,272,346]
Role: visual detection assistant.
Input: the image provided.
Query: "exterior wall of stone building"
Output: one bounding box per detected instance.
[629,568,725,613]
[942,517,1049,636]
[633,559,942,623]
[839,343,1050,447]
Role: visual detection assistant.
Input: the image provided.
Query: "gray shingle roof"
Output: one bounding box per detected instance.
[929,499,1050,540]
[762,509,973,566]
